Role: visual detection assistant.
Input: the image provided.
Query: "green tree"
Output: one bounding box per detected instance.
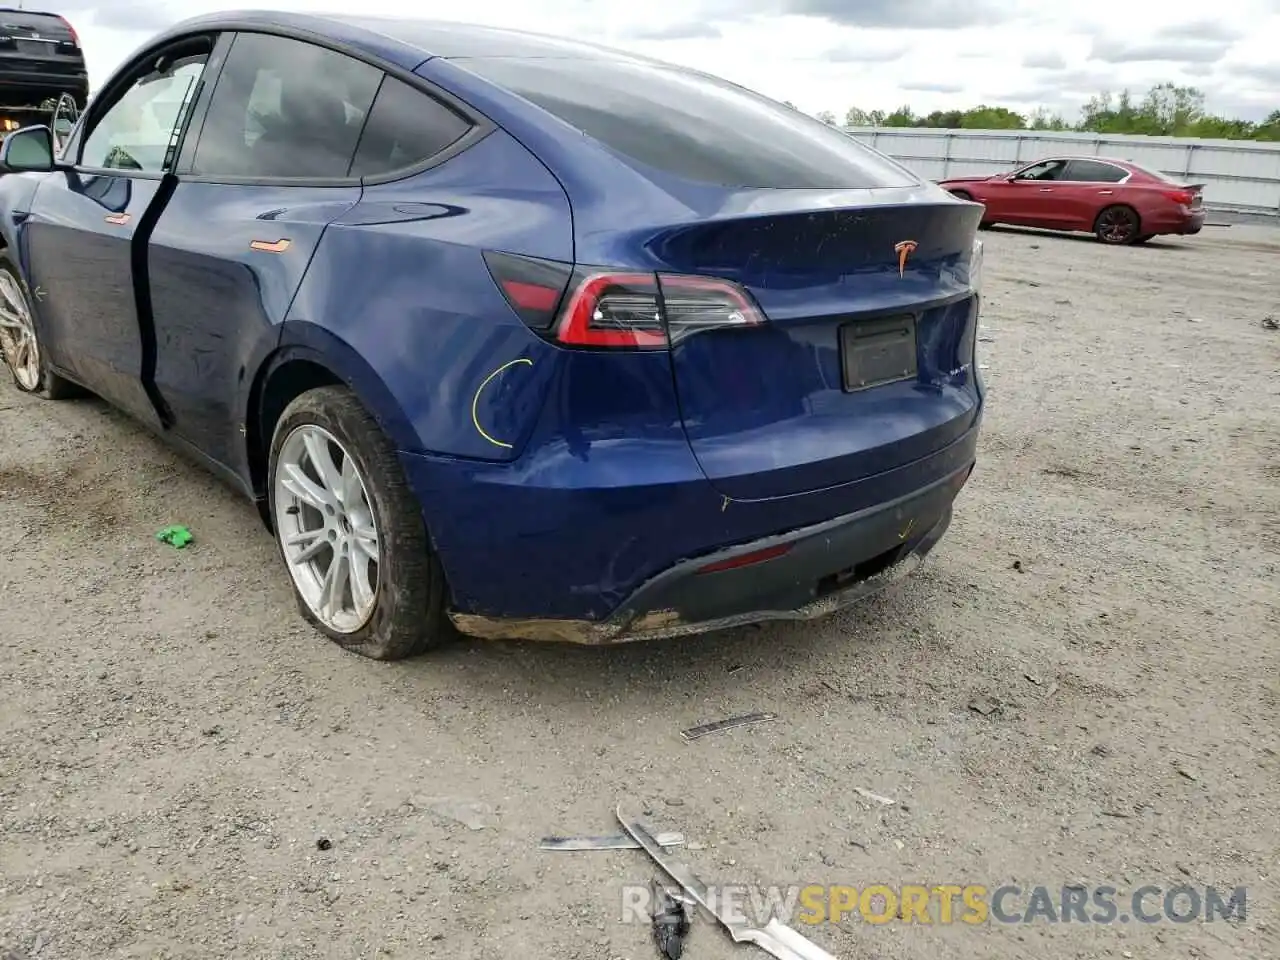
[1028,107,1069,131]
[883,105,917,127]
[1137,83,1204,135]
[959,105,1026,129]
[920,109,965,128]
[841,84,1277,140]
[1253,110,1280,141]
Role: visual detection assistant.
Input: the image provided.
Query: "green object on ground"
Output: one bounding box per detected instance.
[156,525,194,548]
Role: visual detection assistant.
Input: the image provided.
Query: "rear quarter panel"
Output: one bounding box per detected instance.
[280,126,574,461]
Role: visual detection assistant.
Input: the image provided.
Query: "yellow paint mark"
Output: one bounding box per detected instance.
[250,238,291,253]
[721,495,730,512]
[104,213,130,225]
[898,517,916,540]
[471,357,533,449]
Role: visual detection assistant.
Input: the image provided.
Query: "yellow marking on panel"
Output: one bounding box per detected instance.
[250,238,291,253]
[104,213,130,225]
[471,357,533,449]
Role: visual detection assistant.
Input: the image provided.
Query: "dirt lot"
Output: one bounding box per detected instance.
[2,223,1278,960]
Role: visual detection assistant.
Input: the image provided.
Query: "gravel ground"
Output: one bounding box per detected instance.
[1,223,1277,960]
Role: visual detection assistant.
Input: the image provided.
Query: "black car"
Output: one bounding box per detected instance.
[0,8,88,109]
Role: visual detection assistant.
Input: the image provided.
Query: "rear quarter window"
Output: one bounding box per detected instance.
[455,56,917,190]
[349,76,473,178]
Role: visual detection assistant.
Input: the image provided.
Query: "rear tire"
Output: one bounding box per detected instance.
[1132,234,1154,245]
[268,385,452,660]
[1094,205,1141,245]
[0,259,80,399]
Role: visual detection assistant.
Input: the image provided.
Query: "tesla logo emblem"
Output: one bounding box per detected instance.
[894,240,918,277]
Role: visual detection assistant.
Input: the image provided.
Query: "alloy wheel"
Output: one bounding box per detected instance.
[273,424,381,633]
[0,271,41,391]
[1097,208,1137,244]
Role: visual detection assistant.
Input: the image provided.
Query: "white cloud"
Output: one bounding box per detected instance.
[53,0,1280,122]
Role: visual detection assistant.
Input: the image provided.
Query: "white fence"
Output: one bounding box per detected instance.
[844,127,1280,217]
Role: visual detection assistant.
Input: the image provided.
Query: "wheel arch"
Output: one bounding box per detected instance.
[246,322,422,527]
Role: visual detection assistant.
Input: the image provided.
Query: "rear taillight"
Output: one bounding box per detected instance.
[558,272,667,348]
[657,274,764,346]
[57,16,80,47]
[483,250,573,330]
[1164,189,1195,205]
[485,251,765,350]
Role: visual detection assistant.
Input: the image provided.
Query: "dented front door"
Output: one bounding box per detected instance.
[146,181,360,478]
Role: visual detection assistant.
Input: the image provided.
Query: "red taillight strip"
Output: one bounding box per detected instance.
[696,542,793,575]
[501,279,561,312]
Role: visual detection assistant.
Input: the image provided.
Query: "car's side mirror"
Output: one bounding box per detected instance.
[0,125,56,173]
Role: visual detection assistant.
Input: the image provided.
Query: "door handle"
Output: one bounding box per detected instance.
[104,213,131,225]
[1098,190,1114,195]
[1039,188,1053,192]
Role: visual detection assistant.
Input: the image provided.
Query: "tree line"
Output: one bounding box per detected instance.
[794,84,1280,142]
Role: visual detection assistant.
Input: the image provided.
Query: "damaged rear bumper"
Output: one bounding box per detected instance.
[450,461,973,644]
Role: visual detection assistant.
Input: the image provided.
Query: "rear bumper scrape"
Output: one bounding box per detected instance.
[449,461,973,644]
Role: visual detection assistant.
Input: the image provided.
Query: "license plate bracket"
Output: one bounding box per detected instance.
[840,314,918,392]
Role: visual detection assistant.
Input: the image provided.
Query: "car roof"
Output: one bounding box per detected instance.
[160,10,644,70]
[1028,155,1134,166]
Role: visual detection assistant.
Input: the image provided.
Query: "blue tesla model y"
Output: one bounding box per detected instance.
[0,12,984,659]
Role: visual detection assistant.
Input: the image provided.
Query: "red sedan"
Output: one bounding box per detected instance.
[938,156,1205,245]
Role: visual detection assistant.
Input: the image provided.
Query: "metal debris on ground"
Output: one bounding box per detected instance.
[539,831,685,852]
[617,803,839,960]
[1262,315,1278,330]
[852,786,895,806]
[680,712,777,742]
[651,881,692,959]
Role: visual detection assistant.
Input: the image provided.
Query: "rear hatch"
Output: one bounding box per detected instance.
[650,198,981,500]
[458,54,983,501]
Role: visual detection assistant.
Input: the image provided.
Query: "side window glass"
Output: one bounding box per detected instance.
[192,32,381,179]
[349,76,472,178]
[1066,160,1125,183]
[81,55,206,171]
[1018,160,1066,181]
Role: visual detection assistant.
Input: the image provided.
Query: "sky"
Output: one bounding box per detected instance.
[31,0,1280,123]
